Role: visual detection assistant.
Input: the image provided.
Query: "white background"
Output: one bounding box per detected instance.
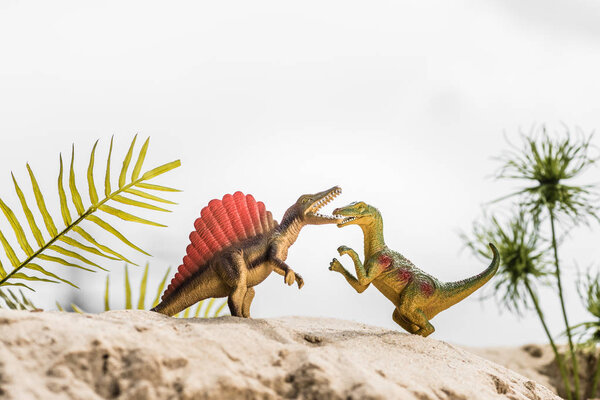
[1,0,600,346]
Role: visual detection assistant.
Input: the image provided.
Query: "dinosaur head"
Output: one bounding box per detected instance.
[333,201,381,228]
[283,186,343,226]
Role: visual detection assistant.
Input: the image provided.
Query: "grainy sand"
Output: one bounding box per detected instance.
[0,309,559,399]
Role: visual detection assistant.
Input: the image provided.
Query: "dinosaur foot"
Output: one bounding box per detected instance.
[329,258,344,273]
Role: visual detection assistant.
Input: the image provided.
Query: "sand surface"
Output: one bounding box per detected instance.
[0,309,559,400]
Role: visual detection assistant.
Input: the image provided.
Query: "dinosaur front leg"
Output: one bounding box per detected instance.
[272,258,304,289]
[329,258,369,293]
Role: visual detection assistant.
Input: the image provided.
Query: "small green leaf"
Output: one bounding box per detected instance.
[71,303,84,313]
[214,300,228,317]
[119,135,137,188]
[0,229,20,267]
[87,215,150,256]
[204,298,216,318]
[26,164,58,237]
[124,188,177,204]
[194,300,204,317]
[25,263,78,288]
[140,160,181,181]
[69,145,85,216]
[0,197,33,256]
[125,266,132,309]
[135,183,181,192]
[131,137,149,181]
[152,267,171,307]
[58,155,72,226]
[105,136,114,197]
[58,236,119,261]
[112,195,171,212]
[137,262,149,310]
[12,173,44,247]
[11,272,58,284]
[88,140,99,205]
[99,205,166,227]
[1,282,34,291]
[55,301,64,311]
[49,245,106,270]
[104,275,110,311]
[38,254,95,272]
[0,259,6,278]
[72,226,135,264]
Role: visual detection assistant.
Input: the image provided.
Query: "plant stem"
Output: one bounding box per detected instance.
[525,280,573,400]
[549,208,581,400]
[591,349,600,399]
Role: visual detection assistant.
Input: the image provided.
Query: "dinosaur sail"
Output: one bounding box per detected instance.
[162,192,275,301]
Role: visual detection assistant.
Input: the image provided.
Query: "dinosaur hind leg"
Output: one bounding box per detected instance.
[392,308,419,334]
[216,253,249,318]
[242,287,255,318]
[399,306,435,337]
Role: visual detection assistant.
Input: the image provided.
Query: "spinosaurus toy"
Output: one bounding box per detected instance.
[152,186,343,317]
[328,201,499,337]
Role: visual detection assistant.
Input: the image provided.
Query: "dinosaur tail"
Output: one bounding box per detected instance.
[151,267,226,316]
[437,243,500,311]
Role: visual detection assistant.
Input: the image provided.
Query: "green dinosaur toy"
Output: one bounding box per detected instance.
[152,186,343,317]
[328,201,499,337]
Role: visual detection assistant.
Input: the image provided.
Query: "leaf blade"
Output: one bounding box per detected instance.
[135,183,181,192]
[99,205,166,227]
[125,266,132,309]
[86,215,150,256]
[119,135,137,188]
[131,137,149,181]
[26,164,58,237]
[140,160,181,181]
[124,188,177,205]
[69,145,85,215]
[48,245,106,270]
[105,136,114,197]
[57,155,72,226]
[87,140,99,205]
[72,226,135,264]
[11,173,44,247]
[112,195,171,212]
[25,263,78,288]
[0,197,33,256]
[137,262,149,310]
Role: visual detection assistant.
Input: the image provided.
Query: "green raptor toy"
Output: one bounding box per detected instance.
[152,186,343,317]
[328,201,499,337]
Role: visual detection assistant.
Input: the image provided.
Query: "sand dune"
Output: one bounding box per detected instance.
[0,309,559,399]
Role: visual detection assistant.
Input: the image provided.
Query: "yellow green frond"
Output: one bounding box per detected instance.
[104,275,110,311]
[69,145,85,215]
[38,254,94,272]
[131,137,149,181]
[87,215,150,255]
[87,140,99,204]
[0,197,33,256]
[11,272,57,284]
[0,229,20,267]
[11,173,44,247]
[124,188,177,205]
[152,267,171,307]
[119,135,137,188]
[26,164,58,237]
[25,263,78,288]
[124,266,132,309]
[99,205,166,227]
[112,195,171,212]
[141,160,181,181]
[58,236,119,261]
[48,245,105,270]
[135,183,181,192]
[105,136,113,197]
[137,262,149,310]
[71,303,84,313]
[72,226,134,264]
[57,155,72,226]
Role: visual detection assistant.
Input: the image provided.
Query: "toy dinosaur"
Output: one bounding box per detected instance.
[152,187,343,317]
[328,201,499,337]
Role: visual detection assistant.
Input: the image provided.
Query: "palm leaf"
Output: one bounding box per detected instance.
[0,288,36,310]
[0,136,180,290]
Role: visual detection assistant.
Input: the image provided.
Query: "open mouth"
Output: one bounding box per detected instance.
[308,187,343,221]
[337,215,359,227]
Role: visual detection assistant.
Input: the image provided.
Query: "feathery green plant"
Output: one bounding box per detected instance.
[101,264,228,318]
[463,210,573,399]
[493,125,599,400]
[571,270,600,398]
[0,136,180,292]
[0,288,37,310]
